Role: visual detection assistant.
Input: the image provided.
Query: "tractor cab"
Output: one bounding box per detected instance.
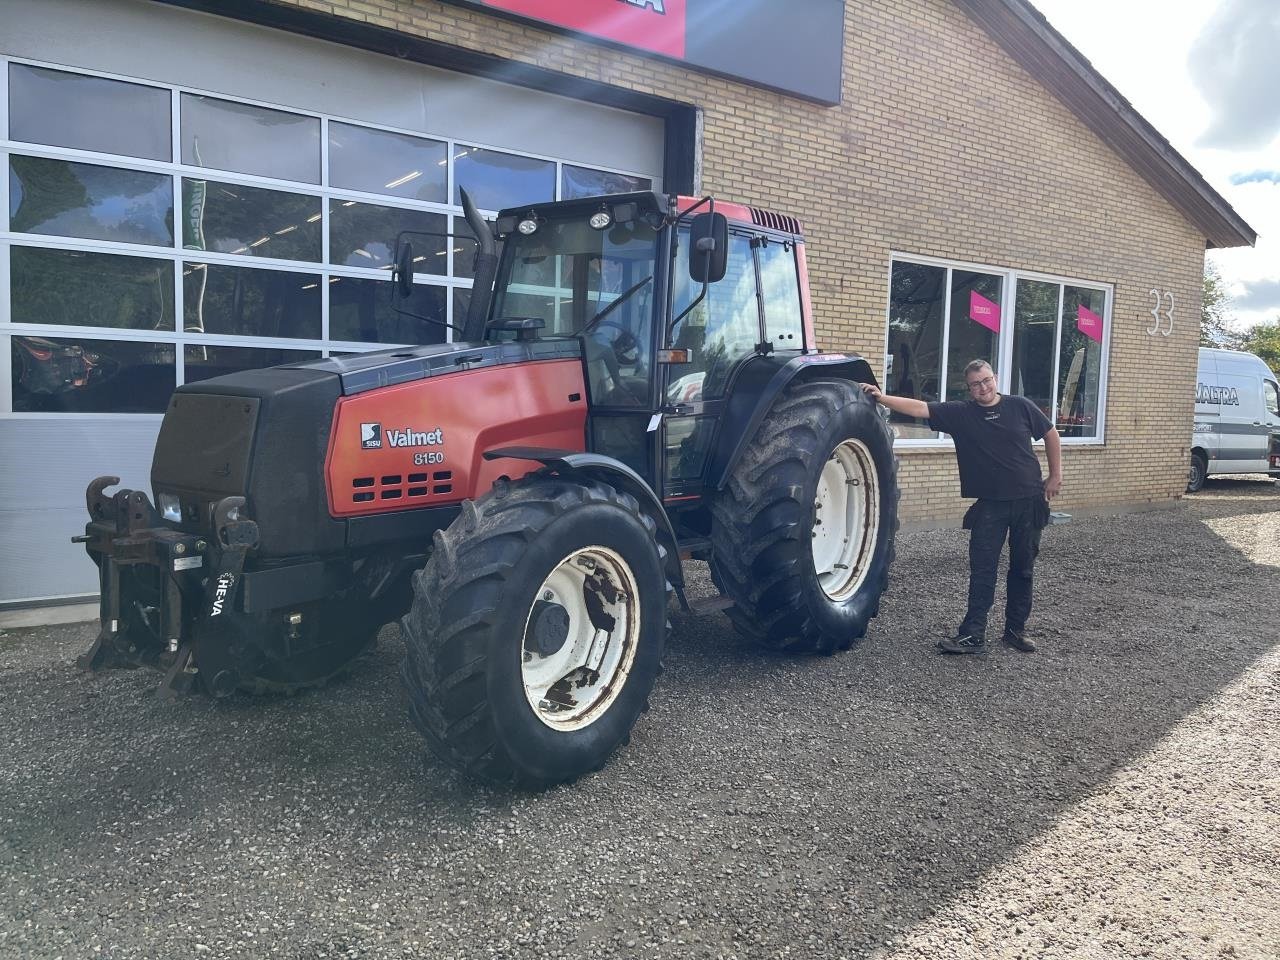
[394,190,823,510]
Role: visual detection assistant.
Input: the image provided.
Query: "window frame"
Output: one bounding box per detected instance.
[884,251,1113,447]
[0,55,656,416]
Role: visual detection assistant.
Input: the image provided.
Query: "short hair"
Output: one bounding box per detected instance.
[963,359,993,378]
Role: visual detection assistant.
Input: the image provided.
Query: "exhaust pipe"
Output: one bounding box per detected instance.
[460,187,497,344]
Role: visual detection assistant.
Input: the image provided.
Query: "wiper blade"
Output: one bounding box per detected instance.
[581,275,652,335]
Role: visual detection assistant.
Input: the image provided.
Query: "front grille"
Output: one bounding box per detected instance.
[351,470,454,505]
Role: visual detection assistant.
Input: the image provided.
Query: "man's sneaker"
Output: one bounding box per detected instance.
[1002,630,1037,653]
[938,633,986,654]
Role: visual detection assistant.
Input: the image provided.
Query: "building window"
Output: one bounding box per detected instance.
[453,146,555,209]
[10,247,175,331]
[887,255,1109,442]
[9,155,174,246]
[8,63,170,161]
[11,335,175,413]
[180,94,321,184]
[2,58,655,415]
[181,179,322,261]
[327,123,447,202]
[561,164,651,200]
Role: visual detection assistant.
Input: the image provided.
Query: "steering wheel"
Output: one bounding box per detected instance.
[591,319,641,366]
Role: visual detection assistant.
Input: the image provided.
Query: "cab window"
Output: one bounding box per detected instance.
[669,230,760,403]
[757,238,803,349]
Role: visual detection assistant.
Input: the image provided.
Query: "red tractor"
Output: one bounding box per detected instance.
[77,190,899,788]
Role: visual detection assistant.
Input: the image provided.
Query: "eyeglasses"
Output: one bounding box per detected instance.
[966,376,995,391]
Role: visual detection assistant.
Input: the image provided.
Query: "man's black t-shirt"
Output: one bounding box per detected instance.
[927,395,1053,500]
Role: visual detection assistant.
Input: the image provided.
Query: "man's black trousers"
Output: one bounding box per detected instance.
[959,497,1046,639]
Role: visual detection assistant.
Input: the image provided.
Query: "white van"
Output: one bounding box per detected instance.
[1189,347,1280,491]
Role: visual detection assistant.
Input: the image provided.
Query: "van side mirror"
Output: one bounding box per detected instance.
[688,212,728,284]
[392,241,414,299]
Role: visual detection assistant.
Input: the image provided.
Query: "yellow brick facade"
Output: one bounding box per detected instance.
[269,0,1206,525]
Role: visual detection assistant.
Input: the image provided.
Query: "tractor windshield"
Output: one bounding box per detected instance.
[492,214,660,407]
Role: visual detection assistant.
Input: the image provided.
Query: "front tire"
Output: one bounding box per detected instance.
[710,379,899,653]
[400,474,668,788]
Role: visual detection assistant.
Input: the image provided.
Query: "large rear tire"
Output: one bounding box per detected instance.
[710,378,899,653]
[400,473,668,788]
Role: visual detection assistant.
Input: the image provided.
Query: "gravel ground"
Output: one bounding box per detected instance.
[2,478,1278,960]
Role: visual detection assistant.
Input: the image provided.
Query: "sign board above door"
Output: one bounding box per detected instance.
[442,0,846,104]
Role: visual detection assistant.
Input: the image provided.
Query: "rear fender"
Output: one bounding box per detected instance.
[708,353,879,490]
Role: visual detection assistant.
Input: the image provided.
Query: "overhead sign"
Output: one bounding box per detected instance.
[443,0,845,104]
[477,0,686,58]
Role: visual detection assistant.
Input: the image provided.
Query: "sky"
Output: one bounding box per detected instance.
[1030,0,1280,331]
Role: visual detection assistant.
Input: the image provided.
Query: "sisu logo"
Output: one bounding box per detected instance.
[360,423,382,449]
[210,573,235,616]
[1196,383,1240,406]
[619,0,666,11]
[386,427,445,448]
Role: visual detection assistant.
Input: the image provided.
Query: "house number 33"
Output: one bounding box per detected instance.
[1148,289,1175,336]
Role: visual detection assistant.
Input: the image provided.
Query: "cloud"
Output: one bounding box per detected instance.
[1231,170,1280,186]
[1234,278,1280,313]
[1190,0,1280,150]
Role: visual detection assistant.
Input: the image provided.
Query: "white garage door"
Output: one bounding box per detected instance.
[0,0,665,605]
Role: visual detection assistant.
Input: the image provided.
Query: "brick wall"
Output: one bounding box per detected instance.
[271,0,1206,525]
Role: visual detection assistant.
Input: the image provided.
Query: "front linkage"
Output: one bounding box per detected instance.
[75,476,260,699]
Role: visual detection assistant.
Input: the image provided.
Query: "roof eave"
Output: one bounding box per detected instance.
[953,0,1256,250]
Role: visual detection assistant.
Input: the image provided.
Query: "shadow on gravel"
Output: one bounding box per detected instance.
[1,482,1277,958]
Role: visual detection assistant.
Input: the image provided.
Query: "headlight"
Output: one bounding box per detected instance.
[158,492,182,523]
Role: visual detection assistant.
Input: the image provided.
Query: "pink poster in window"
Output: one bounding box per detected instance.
[969,291,1000,333]
[1077,304,1103,343]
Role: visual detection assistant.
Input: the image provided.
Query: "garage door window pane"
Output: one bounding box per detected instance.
[181,94,320,184]
[12,335,175,413]
[1010,279,1058,421]
[8,64,170,161]
[886,261,945,438]
[182,263,321,339]
[328,123,447,202]
[329,277,448,345]
[182,179,321,261]
[329,201,445,273]
[561,165,651,200]
[184,344,320,383]
[453,147,554,210]
[11,247,175,331]
[1057,287,1105,438]
[10,155,173,247]
[449,215,503,280]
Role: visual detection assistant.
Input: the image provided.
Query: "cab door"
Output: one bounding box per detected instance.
[660,229,763,498]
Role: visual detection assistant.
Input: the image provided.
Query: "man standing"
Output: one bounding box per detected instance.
[860,360,1062,654]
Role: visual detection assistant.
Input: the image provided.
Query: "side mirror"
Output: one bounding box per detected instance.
[688,212,728,284]
[392,241,414,299]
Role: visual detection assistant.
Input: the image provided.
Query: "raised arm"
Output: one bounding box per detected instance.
[858,382,930,420]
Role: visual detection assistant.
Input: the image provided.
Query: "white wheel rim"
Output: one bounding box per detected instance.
[521,546,641,731]
[811,439,880,601]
